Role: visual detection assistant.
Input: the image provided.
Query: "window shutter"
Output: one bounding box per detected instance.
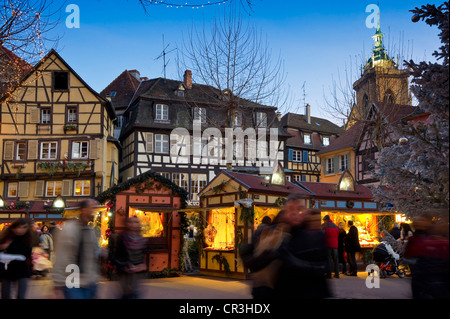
[34,180,45,197]
[29,107,40,123]
[18,182,29,198]
[3,141,14,160]
[288,149,293,161]
[303,150,309,163]
[27,140,38,160]
[333,155,339,173]
[146,133,153,153]
[62,179,73,197]
[89,140,99,159]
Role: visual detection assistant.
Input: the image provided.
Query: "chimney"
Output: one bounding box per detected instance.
[184,70,192,89]
[276,111,281,121]
[305,103,311,124]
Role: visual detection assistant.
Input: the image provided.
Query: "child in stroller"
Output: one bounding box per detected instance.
[372,241,405,278]
[32,247,53,279]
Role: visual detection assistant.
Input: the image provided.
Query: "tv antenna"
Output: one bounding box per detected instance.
[155,34,177,78]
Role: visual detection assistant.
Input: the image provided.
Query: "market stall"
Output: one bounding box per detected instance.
[94,171,188,274]
[296,171,404,262]
[197,170,310,279]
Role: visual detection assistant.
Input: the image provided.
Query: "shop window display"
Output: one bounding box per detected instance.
[204,207,235,250]
[322,213,380,248]
[131,208,165,238]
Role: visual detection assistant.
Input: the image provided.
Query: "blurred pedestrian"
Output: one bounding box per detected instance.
[52,199,100,299]
[0,218,33,299]
[30,221,41,248]
[48,222,61,245]
[322,215,340,278]
[337,222,347,275]
[40,225,55,264]
[404,212,449,299]
[113,216,148,299]
[389,223,401,240]
[399,223,413,244]
[275,208,330,299]
[345,220,361,276]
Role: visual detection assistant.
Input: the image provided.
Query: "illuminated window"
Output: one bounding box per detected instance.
[74,180,90,196]
[206,207,235,250]
[46,181,62,197]
[72,141,89,159]
[40,142,57,160]
[133,209,165,238]
[7,183,18,197]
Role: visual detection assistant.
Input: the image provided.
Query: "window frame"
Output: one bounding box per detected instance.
[154,134,169,154]
[15,141,27,161]
[7,182,18,198]
[74,180,91,197]
[303,133,312,145]
[193,107,206,123]
[40,108,52,124]
[292,150,302,162]
[52,71,70,92]
[255,112,267,128]
[71,141,89,159]
[339,154,348,172]
[322,136,330,146]
[66,106,78,124]
[45,180,62,197]
[155,104,169,121]
[325,157,334,175]
[40,141,58,160]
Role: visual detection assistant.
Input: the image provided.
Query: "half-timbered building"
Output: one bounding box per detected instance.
[0,49,119,225]
[117,70,289,204]
[281,107,343,182]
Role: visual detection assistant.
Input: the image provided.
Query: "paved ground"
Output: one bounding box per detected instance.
[22,271,412,299]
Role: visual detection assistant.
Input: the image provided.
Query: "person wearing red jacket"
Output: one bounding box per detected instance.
[322,215,340,278]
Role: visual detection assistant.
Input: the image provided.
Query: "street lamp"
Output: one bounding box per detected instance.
[52,195,66,209]
[0,196,5,209]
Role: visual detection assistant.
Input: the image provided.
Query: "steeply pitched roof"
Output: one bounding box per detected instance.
[372,101,416,124]
[315,121,363,155]
[100,70,141,112]
[0,45,33,73]
[120,76,288,138]
[281,112,344,135]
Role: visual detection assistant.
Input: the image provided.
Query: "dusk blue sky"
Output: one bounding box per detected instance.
[48,0,442,125]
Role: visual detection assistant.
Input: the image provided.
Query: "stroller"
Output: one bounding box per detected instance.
[372,242,406,278]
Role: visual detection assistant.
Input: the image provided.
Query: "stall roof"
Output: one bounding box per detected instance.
[220,171,312,197]
[0,201,80,214]
[295,181,374,200]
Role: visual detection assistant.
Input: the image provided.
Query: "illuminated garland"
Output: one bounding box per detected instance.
[139,0,230,9]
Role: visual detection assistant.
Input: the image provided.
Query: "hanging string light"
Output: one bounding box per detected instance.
[139,0,230,9]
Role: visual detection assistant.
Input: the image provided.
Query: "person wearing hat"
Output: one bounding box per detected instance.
[322,215,340,278]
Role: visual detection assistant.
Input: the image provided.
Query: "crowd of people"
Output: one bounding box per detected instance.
[0,198,148,299]
[0,196,448,300]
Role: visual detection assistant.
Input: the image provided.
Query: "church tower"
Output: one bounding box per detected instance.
[348,18,411,127]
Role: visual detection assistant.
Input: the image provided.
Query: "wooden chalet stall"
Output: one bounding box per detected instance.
[296,171,403,262]
[197,170,310,279]
[95,171,188,274]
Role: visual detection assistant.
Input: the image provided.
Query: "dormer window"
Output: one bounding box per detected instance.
[322,136,330,146]
[176,84,185,97]
[155,104,169,121]
[303,133,311,145]
[255,112,267,128]
[110,91,116,97]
